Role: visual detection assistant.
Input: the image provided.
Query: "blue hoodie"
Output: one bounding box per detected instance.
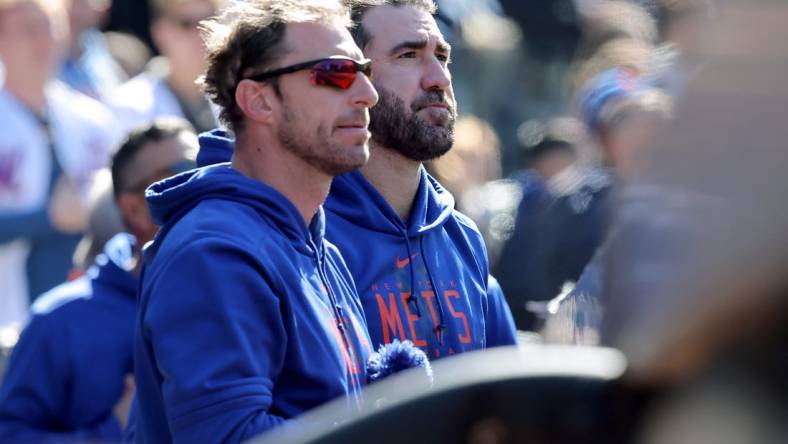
[134,163,373,443]
[0,233,138,443]
[324,169,517,359]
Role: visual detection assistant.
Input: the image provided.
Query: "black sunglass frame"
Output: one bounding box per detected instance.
[247,56,372,83]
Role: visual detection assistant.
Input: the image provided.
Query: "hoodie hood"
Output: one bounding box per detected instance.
[326,167,455,237]
[145,164,324,258]
[196,129,235,168]
[89,232,139,301]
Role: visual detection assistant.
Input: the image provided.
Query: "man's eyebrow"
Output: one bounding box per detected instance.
[436,41,452,54]
[388,39,453,56]
[389,39,427,56]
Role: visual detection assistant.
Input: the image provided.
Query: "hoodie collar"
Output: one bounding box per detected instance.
[326,166,455,237]
[145,163,324,257]
[87,233,139,301]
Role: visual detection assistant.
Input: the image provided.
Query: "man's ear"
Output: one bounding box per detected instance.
[235,79,278,126]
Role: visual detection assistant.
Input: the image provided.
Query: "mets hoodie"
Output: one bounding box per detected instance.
[324,168,517,359]
[134,164,373,443]
[0,233,138,443]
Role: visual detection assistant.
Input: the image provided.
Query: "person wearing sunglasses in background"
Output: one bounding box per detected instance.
[109,0,222,134]
[0,119,197,443]
[131,1,380,442]
[322,0,517,359]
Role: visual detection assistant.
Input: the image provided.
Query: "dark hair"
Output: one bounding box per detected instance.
[344,0,437,49]
[200,0,351,134]
[111,118,194,198]
[148,0,221,20]
[518,117,586,165]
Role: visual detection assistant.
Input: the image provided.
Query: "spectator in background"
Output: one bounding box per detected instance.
[0,0,114,330]
[579,68,673,182]
[0,119,197,443]
[109,0,222,134]
[59,0,127,102]
[541,68,674,344]
[495,117,612,331]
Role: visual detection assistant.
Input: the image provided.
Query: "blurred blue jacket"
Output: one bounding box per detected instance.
[0,233,137,443]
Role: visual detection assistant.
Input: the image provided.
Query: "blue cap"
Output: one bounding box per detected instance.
[579,67,648,132]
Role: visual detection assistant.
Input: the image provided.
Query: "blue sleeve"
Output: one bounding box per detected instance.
[0,315,122,442]
[0,207,57,244]
[142,239,288,443]
[485,275,518,347]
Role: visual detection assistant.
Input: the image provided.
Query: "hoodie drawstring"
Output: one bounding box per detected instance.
[313,241,363,402]
[419,236,448,345]
[401,232,422,318]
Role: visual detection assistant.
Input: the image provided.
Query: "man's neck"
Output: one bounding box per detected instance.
[360,142,422,222]
[232,131,332,225]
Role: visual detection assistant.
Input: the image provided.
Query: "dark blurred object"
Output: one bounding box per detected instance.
[105,0,154,53]
[499,0,581,61]
[495,117,612,331]
[251,346,639,444]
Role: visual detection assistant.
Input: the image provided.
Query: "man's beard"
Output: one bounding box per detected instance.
[277,103,368,177]
[369,86,456,161]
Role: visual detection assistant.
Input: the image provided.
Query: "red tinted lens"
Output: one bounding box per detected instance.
[311,59,358,89]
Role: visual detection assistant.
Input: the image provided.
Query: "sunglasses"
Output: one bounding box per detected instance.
[248,56,373,90]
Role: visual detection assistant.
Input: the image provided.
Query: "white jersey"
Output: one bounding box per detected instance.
[0,81,115,328]
[109,70,186,134]
[109,60,221,134]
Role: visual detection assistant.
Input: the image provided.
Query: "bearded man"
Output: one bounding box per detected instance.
[324,0,517,360]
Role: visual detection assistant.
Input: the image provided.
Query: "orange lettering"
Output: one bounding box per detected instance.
[376,292,406,343]
[445,290,471,344]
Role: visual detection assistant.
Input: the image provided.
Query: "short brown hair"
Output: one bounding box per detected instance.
[344,0,437,50]
[200,0,351,133]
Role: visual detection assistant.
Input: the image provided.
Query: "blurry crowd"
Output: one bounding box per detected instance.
[0,0,221,351]
[0,0,714,355]
[428,0,707,337]
[1,0,787,441]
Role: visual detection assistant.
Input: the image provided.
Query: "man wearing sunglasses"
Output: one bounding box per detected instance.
[0,119,197,442]
[322,0,517,359]
[132,1,379,443]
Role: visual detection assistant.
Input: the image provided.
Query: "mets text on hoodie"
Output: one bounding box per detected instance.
[134,164,373,443]
[324,168,517,359]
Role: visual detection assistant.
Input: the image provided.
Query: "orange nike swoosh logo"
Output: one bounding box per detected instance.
[395,253,419,269]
